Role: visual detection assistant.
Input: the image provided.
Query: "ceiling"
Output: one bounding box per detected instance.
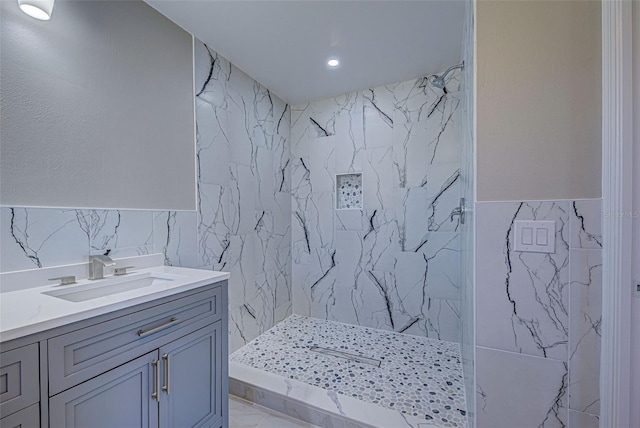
[145,1,465,105]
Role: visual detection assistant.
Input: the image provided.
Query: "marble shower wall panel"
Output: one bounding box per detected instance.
[475,199,602,427]
[193,41,292,352]
[363,87,394,150]
[1,40,292,354]
[426,162,462,233]
[291,71,463,341]
[362,147,395,211]
[195,45,231,188]
[197,183,231,271]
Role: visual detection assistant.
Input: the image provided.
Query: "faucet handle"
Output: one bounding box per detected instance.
[49,276,77,286]
[113,266,135,276]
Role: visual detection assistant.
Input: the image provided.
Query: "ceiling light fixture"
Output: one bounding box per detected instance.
[18,0,54,20]
[327,58,340,68]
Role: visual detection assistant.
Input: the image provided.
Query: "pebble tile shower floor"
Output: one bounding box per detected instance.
[230,315,467,427]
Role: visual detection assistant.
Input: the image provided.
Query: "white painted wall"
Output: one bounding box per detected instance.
[630,2,640,427]
[476,0,601,202]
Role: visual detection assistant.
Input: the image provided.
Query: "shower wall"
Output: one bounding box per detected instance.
[291,73,463,341]
[0,40,292,353]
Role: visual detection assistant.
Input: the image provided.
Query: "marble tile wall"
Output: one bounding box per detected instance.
[475,199,602,427]
[291,71,463,341]
[0,40,292,353]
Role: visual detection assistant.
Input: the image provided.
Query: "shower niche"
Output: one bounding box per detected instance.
[336,173,363,210]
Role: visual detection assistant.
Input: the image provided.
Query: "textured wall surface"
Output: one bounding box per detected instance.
[290,71,463,341]
[475,199,602,427]
[0,40,292,353]
[0,0,196,210]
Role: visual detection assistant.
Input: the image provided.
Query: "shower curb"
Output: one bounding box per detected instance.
[230,361,441,428]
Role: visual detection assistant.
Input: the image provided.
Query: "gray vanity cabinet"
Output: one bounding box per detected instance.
[159,322,221,428]
[50,322,223,428]
[0,280,228,428]
[0,343,40,427]
[49,351,159,428]
[0,404,40,428]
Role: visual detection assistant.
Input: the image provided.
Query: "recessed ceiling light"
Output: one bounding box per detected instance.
[327,59,340,68]
[18,0,54,20]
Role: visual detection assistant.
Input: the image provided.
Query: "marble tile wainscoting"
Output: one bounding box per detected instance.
[291,70,463,342]
[0,39,293,353]
[475,199,602,428]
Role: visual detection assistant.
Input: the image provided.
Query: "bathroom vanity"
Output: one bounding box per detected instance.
[0,263,229,428]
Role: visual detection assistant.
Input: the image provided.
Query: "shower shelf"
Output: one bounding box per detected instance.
[336,173,363,210]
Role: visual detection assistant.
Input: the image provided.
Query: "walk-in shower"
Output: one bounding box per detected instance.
[229,55,472,427]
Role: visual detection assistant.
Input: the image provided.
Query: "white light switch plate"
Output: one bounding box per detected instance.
[514,220,556,253]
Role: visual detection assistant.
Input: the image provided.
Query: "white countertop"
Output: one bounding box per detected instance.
[0,265,229,343]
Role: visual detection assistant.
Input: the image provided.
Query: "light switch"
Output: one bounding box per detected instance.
[536,228,548,246]
[514,220,556,253]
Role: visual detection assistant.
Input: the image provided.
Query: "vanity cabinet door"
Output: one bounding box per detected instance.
[49,351,160,428]
[159,322,222,428]
[0,403,40,428]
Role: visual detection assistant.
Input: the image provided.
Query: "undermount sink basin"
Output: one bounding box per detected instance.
[43,272,186,302]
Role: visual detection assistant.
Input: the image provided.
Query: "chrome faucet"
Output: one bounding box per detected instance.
[88,255,116,280]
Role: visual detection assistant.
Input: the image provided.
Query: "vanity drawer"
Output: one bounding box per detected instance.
[48,285,221,396]
[0,343,39,418]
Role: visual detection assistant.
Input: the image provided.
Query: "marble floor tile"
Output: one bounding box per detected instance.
[230,397,271,428]
[257,413,319,428]
[230,396,320,428]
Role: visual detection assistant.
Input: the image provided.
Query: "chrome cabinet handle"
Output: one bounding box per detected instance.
[151,360,160,402]
[162,353,170,394]
[137,317,180,337]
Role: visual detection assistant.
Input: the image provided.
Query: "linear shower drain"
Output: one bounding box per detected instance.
[309,346,381,367]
